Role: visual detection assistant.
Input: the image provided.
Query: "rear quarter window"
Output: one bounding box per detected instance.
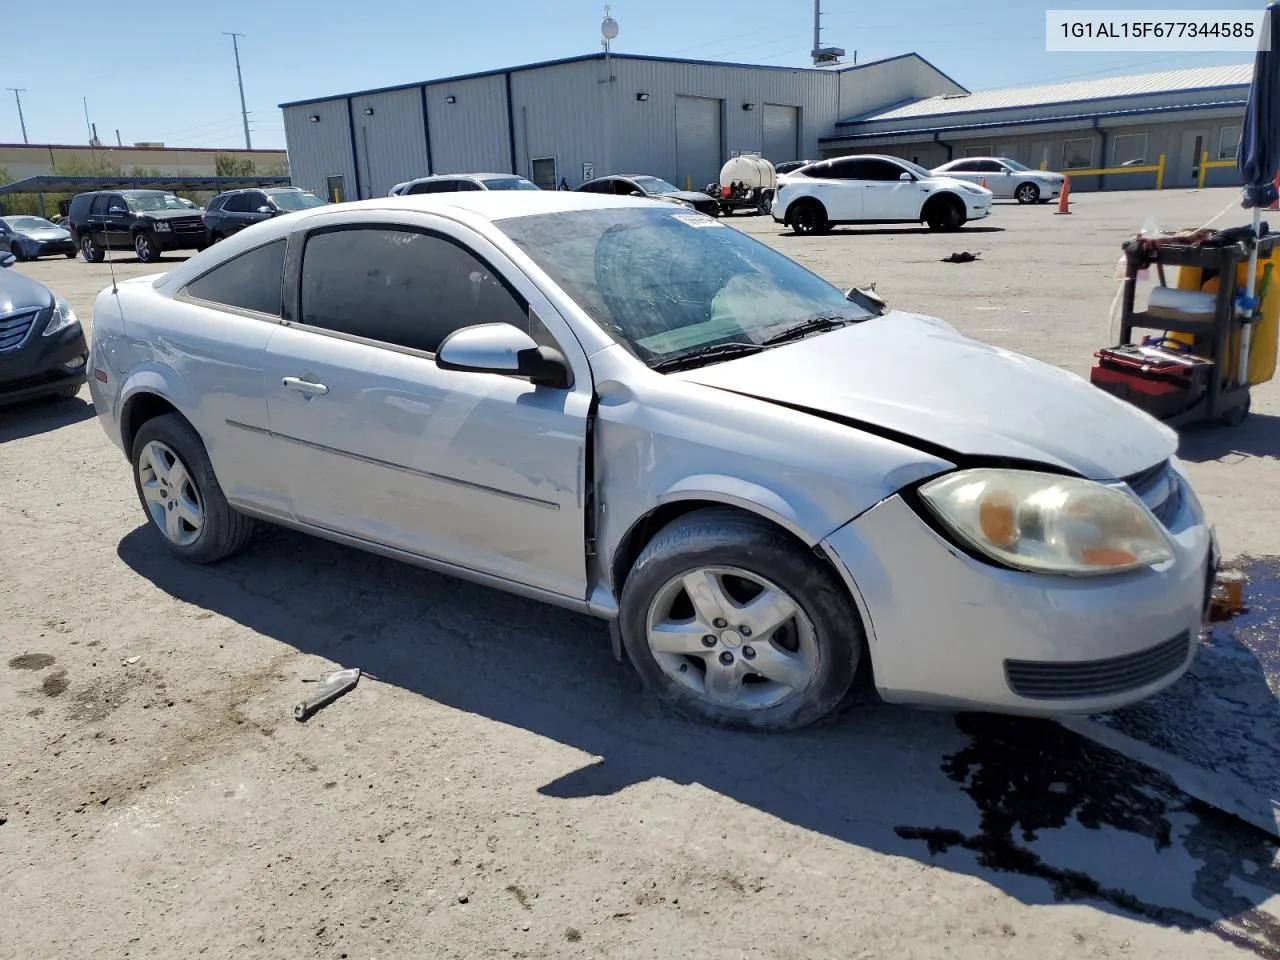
[182,239,287,317]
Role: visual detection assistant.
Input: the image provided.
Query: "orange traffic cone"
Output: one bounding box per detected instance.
[981,177,988,189]
[1055,176,1072,215]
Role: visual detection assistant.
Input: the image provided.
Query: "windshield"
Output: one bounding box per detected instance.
[632,176,681,196]
[1001,159,1030,171]
[483,177,540,191]
[898,159,934,179]
[269,190,326,211]
[4,216,56,231]
[125,192,191,212]
[498,207,868,366]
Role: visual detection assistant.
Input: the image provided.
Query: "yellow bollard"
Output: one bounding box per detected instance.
[1198,151,1209,190]
[686,175,692,191]
[1156,153,1166,190]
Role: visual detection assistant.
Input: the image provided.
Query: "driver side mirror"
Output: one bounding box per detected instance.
[257,205,275,215]
[0,252,15,269]
[436,323,572,389]
[629,190,645,198]
[898,171,914,182]
[108,206,127,214]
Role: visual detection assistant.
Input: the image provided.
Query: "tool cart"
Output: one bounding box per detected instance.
[1091,228,1280,428]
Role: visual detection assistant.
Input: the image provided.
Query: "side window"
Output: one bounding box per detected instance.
[613,180,636,196]
[223,194,250,213]
[299,227,529,355]
[799,161,832,178]
[580,180,607,194]
[246,192,270,210]
[827,158,870,180]
[977,160,1004,173]
[861,159,907,181]
[184,239,287,316]
[107,195,128,213]
[206,196,226,212]
[455,180,483,192]
[89,195,109,216]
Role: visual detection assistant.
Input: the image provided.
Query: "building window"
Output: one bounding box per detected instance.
[963,144,993,158]
[530,157,557,191]
[1219,124,1242,161]
[1112,133,1147,167]
[1062,138,1095,170]
[326,175,346,204]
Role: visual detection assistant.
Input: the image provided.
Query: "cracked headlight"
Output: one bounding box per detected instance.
[919,468,1173,576]
[43,297,79,337]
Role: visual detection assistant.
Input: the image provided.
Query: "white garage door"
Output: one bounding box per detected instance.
[763,104,799,164]
[675,95,722,190]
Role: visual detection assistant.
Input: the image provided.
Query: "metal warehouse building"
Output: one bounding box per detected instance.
[279,51,965,201]
[825,64,1252,191]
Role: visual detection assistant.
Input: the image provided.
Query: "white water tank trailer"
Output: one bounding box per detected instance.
[707,154,778,216]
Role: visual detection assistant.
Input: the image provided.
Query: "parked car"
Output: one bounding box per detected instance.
[0,215,77,261]
[931,157,1065,204]
[773,160,814,176]
[87,192,1213,730]
[577,174,721,216]
[204,187,327,241]
[773,155,993,234]
[67,190,208,264]
[0,251,87,404]
[389,173,540,196]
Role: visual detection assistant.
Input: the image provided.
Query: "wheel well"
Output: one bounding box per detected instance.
[788,196,826,220]
[121,392,181,455]
[923,192,962,213]
[610,500,833,595]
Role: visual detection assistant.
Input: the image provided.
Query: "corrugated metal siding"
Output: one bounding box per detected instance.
[510,60,607,189]
[349,88,429,197]
[837,55,966,123]
[426,74,512,174]
[282,99,355,199]
[762,104,799,163]
[853,63,1253,123]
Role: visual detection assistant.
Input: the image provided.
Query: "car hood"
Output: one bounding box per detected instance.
[671,313,1175,480]
[0,270,55,313]
[137,208,203,221]
[18,227,71,241]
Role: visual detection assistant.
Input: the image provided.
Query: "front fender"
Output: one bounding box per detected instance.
[656,475,810,544]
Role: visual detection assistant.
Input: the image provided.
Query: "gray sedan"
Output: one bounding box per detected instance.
[0,215,77,260]
[931,157,1066,204]
[86,192,1213,729]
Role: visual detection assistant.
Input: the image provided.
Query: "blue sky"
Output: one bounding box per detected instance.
[1,0,1255,150]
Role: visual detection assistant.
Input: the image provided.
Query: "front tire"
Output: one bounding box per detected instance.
[9,242,25,262]
[134,231,160,264]
[130,413,255,564]
[1014,182,1040,204]
[924,196,966,231]
[80,234,104,263]
[64,251,77,259]
[618,508,863,730]
[788,199,830,236]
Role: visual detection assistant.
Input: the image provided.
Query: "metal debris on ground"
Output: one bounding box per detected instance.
[940,251,981,263]
[293,667,361,722]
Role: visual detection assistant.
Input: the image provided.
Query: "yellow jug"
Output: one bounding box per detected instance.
[1170,251,1280,385]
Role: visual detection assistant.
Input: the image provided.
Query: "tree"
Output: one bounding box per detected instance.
[215,153,257,177]
[264,159,291,177]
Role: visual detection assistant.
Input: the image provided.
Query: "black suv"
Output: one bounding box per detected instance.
[67,190,208,264]
[203,187,326,241]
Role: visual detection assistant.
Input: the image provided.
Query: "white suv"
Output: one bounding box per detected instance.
[388,173,540,196]
[932,157,1064,205]
[772,155,992,235]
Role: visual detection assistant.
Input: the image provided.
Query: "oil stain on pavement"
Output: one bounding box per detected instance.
[897,557,1280,958]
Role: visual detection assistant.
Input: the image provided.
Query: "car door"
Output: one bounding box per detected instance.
[103,195,133,250]
[977,160,1012,197]
[261,214,593,601]
[940,160,980,186]
[804,159,863,220]
[854,159,923,220]
[85,195,109,248]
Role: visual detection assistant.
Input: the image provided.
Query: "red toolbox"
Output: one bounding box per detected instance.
[1090,343,1215,420]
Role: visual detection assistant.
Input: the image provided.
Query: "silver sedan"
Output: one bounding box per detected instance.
[87,192,1213,729]
[931,157,1066,204]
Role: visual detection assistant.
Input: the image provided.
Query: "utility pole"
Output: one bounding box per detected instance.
[7,88,28,143]
[224,32,252,149]
[811,0,846,65]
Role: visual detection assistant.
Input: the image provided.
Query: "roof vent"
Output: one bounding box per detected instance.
[941,93,969,100]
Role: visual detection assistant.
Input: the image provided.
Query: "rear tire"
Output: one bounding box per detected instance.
[1014,182,1040,204]
[618,507,863,730]
[789,199,830,236]
[924,196,966,231]
[80,234,104,263]
[130,413,255,564]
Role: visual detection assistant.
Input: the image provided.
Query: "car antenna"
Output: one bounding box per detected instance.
[102,202,118,295]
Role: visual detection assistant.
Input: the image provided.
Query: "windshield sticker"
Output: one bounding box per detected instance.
[671,212,724,228]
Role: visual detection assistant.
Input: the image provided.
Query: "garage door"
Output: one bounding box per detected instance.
[675,95,722,190]
[763,105,799,164]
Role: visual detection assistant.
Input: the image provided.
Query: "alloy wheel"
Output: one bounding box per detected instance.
[137,441,204,546]
[645,566,819,711]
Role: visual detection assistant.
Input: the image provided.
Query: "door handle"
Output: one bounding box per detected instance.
[282,376,329,396]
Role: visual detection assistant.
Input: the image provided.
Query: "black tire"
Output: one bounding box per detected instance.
[757,189,774,216]
[64,251,77,259]
[130,413,255,564]
[10,242,25,262]
[80,234,104,263]
[49,384,81,401]
[1014,182,1040,204]
[134,231,160,264]
[789,199,830,236]
[1221,395,1251,427]
[618,507,864,730]
[924,195,965,231]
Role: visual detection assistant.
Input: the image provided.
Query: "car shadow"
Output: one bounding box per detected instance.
[116,524,1280,954]
[0,394,94,442]
[1178,413,1280,462]
[778,226,1006,238]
